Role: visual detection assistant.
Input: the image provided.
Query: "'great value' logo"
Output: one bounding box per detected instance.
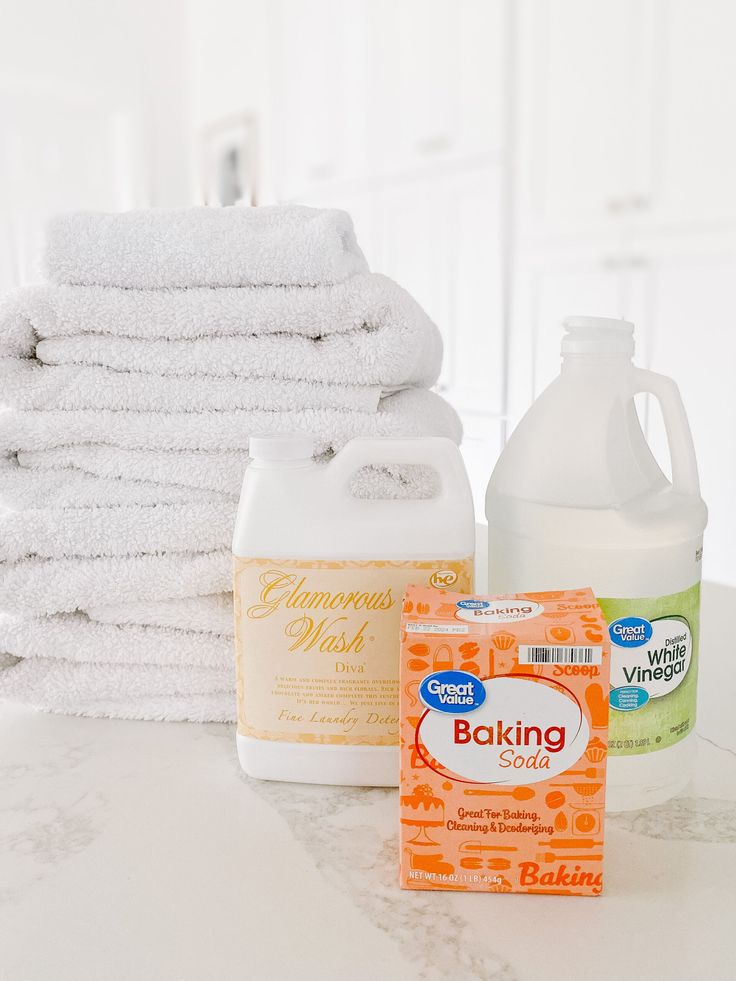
[609,616,653,648]
[419,670,486,714]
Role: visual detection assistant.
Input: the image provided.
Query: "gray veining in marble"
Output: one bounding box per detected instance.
[0,734,108,908]
[247,777,517,981]
[608,795,736,843]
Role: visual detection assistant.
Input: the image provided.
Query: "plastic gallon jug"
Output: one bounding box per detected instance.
[486,316,707,811]
[233,435,475,787]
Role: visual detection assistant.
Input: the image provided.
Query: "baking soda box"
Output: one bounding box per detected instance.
[399,586,611,896]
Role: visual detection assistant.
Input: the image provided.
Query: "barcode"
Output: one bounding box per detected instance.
[518,645,602,665]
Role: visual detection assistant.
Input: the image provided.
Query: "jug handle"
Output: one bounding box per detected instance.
[326,436,471,506]
[630,367,701,496]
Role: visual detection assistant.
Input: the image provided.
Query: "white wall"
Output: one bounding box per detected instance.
[0,0,192,285]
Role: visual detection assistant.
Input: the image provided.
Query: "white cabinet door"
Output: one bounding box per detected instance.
[383,0,455,170]
[633,238,736,585]
[269,0,369,198]
[517,0,736,235]
[642,0,736,227]
[440,169,505,414]
[515,0,654,237]
[453,0,507,160]
[271,0,507,191]
[368,0,505,175]
[378,179,451,341]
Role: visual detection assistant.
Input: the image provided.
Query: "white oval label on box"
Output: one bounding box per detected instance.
[455,599,543,624]
[418,676,589,784]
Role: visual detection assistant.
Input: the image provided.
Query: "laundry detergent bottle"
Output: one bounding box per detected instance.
[233,435,475,787]
[486,317,707,811]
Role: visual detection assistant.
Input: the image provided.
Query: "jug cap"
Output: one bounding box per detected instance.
[562,315,634,356]
[249,433,315,462]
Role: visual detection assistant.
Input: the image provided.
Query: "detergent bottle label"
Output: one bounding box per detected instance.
[233,556,473,746]
[599,583,700,756]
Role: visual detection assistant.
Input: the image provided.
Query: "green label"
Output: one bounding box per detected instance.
[598,583,700,756]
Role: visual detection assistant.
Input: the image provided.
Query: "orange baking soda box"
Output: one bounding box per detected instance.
[399,586,611,896]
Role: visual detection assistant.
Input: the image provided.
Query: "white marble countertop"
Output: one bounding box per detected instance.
[1,582,735,981]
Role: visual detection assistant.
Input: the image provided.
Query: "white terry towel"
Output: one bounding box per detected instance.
[87,593,234,637]
[0,389,462,456]
[0,501,235,561]
[43,205,367,289]
[2,359,381,414]
[33,327,439,389]
[0,658,235,723]
[0,612,232,666]
[0,548,230,617]
[0,457,231,509]
[17,446,246,497]
[0,274,434,354]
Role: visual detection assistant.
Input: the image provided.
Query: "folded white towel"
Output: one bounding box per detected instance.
[0,457,230,508]
[0,389,461,456]
[0,549,230,616]
[44,205,367,289]
[0,273,433,356]
[87,593,234,636]
[0,502,235,561]
[2,359,382,413]
[0,612,232,665]
[0,658,235,722]
[17,446,245,496]
[34,331,438,389]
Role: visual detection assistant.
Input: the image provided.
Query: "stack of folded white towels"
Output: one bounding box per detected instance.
[0,205,460,723]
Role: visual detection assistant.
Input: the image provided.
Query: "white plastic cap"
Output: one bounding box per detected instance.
[562,315,635,356]
[248,433,316,461]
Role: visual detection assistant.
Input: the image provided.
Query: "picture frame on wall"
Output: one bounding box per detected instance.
[200,112,258,207]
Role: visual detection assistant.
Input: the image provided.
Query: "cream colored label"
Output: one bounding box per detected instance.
[234,556,473,745]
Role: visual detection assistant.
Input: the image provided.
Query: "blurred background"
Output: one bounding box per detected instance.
[0,0,734,584]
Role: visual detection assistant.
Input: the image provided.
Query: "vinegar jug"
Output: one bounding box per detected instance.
[486,316,707,811]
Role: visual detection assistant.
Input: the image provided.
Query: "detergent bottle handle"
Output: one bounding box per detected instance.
[630,367,701,496]
[326,437,472,508]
